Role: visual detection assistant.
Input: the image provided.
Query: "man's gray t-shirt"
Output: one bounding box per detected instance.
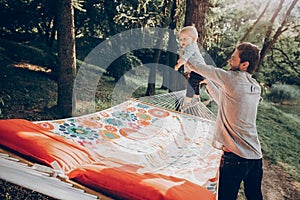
[193,64,262,159]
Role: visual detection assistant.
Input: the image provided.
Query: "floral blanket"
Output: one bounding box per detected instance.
[0,99,221,199]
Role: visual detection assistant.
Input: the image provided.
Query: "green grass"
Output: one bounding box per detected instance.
[257,102,300,181]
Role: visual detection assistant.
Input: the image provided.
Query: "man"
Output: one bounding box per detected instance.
[178,42,263,200]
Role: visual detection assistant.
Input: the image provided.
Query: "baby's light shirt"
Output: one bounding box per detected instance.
[181,42,206,70]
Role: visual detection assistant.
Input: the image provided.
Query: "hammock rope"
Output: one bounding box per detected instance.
[135,90,216,122]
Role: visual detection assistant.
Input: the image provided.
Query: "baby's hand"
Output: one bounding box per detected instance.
[174,64,181,71]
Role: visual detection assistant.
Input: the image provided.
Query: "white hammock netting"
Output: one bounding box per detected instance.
[136,90,216,122]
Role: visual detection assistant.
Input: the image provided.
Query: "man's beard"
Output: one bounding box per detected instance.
[229,65,240,71]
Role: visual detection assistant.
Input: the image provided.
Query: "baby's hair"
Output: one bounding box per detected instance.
[180,26,198,41]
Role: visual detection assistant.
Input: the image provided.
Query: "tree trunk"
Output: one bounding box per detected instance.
[167,31,180,93]
[145,49,160,96]
[185,0,209,47]
[145,0,176,96]
[160,65,169,90]
[145,30,166,96]
[57,0,76,117]
[166,0,180,93]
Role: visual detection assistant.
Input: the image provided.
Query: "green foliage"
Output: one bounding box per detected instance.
[113,0,164,28]
[0,0,58,45]
[0,0,39,41]
[73,0,86,12]
[205,0,299,86]
[75,36,104,60]
[104,52,142,82]
[257,102,300,181]
[266,84,300,104]
[74,0,173,39]
[258,36,300,86]
[206,0,263,66]
[1,0,298,86]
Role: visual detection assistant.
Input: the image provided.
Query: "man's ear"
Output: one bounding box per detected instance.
[240,61,249,71]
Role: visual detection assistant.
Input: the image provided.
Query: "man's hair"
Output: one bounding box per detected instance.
[236,42,261,74]
[180,26,198,41]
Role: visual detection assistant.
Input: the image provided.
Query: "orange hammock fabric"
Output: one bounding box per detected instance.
[69,164,215,200]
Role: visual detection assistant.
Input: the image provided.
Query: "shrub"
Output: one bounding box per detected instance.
[267,84,300,104]
[104,52,142,82]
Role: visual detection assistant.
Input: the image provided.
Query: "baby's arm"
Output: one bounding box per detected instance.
[174,43,198,71]
[181,42,198,62]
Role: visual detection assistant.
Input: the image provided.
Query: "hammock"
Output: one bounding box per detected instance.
[0,90,221,200]
[136,90,216,121]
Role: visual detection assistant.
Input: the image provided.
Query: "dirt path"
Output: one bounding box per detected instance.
[262,160,299,200]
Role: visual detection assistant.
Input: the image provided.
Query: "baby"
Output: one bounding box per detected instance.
[174,26,206,111]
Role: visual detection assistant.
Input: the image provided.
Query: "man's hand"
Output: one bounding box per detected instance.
[200,79,208,85]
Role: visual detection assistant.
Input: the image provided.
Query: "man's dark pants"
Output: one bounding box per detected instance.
[218,151,263,200]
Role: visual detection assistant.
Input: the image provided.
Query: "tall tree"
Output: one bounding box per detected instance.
[167,0,183,94]
[259,0,299,67]
[185,0,210,47]
[57,0,76,117]
[145,0,178,96]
